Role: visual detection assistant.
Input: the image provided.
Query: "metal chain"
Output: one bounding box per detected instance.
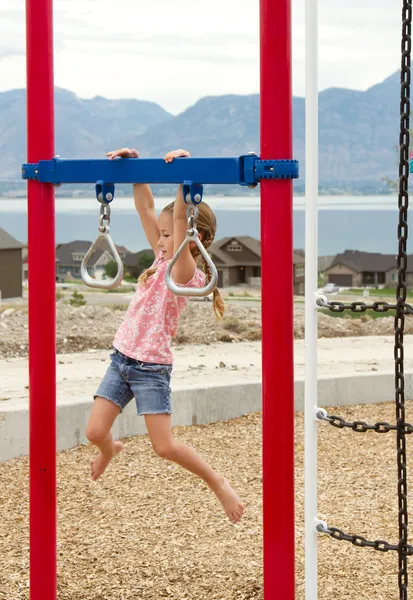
[396,3,412,597]
[316,9,412,596]
[186,205,199,235]
[316,299,413,315]
[317,411,413,434]
[318,524,413,557]
[98,203,111,233]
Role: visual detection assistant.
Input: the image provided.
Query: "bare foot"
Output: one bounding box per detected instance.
[212,477,245,524]
[90,441,124,481]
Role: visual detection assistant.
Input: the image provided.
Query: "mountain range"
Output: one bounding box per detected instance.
[0,71,403,194]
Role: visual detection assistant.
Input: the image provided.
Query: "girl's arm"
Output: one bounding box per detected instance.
[106,148,160,253]
[132,184,159,253]
[164,149,197,284]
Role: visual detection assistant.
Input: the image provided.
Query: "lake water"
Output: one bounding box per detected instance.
[0,194,410,256]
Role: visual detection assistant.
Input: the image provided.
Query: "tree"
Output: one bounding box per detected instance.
[139,250,155,269]
[104,260,120,279]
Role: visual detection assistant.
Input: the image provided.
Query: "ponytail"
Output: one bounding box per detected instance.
[202,255,225,320]
[138,266,157,286]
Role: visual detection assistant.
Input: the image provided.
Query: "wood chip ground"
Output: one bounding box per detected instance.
[1,400,412,599]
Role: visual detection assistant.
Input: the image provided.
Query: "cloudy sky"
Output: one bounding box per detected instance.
[0,0,403,114]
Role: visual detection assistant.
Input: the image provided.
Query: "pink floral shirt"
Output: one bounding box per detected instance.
[113,252,206,364]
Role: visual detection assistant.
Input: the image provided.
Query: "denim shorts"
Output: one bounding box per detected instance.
[95,349,172,415]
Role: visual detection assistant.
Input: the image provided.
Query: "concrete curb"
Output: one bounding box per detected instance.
[1,372,411,462]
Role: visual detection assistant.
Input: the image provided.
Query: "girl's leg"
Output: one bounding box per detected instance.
[86,396,123,481]
[144,414,245,523]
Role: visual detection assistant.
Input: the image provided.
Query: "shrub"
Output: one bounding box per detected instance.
[222,317,246,334]
[69,291,86,307]
[104,260,121,279]
[111,304,127,311]
[217,332,234,342]
[246,329,261,341]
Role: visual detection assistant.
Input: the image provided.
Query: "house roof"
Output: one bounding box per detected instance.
[214,236,261,257]
[328,250,413,273]
[211,236,305,267]
[123,253,139,268]
[123,249,155,268]
[56,240,107,267]
[235,236,261,257]
[210,236,261,267]
[210,245,238,267]
[0,228,23,250]
[293,252,305,265]
[115,245,131,258]
[318,255,336,272]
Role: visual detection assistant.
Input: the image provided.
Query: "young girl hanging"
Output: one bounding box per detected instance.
[85,147,245,524]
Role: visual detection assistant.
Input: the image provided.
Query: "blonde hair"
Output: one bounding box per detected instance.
[139,201,225,319]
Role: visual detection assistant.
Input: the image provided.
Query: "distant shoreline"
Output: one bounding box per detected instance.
[0,179,395,199]
[1,199,410,255]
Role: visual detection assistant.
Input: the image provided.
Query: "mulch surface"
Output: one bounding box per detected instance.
[1,400,412,599]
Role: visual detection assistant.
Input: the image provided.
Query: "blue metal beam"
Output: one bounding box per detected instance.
[21,155,299,186]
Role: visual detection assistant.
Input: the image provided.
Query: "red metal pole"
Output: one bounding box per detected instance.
[26,0,56,598]
[260,0,295,598]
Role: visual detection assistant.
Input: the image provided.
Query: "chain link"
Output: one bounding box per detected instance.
[319,525,413,557]
[186,205,199,234]
[317,411,413,435]
[98,203,111,232]
[317,299,413,315]
[396,3,412,597]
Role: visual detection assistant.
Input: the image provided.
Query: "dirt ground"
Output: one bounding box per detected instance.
[0,300,410,359]
[1,400,411,599]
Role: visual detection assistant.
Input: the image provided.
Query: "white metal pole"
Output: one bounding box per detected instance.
[304,0,319,598]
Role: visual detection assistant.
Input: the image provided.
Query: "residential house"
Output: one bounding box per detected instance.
[325,250,413,288]
[209,236,305,293]
[114,245,131,261]
[318,255,336,280]
[210,237,262,287]
[0,227,23,299]
[55,240,130,281]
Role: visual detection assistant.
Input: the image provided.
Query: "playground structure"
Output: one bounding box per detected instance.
[24,0,296,598]
[22,0,412,599]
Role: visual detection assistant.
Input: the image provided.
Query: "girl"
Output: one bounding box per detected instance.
[85,147,245,524]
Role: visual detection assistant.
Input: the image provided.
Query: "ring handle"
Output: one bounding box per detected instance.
[165,231,218,297]
[81,226,124,290]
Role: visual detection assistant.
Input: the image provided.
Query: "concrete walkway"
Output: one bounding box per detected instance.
[1,336,413,461]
